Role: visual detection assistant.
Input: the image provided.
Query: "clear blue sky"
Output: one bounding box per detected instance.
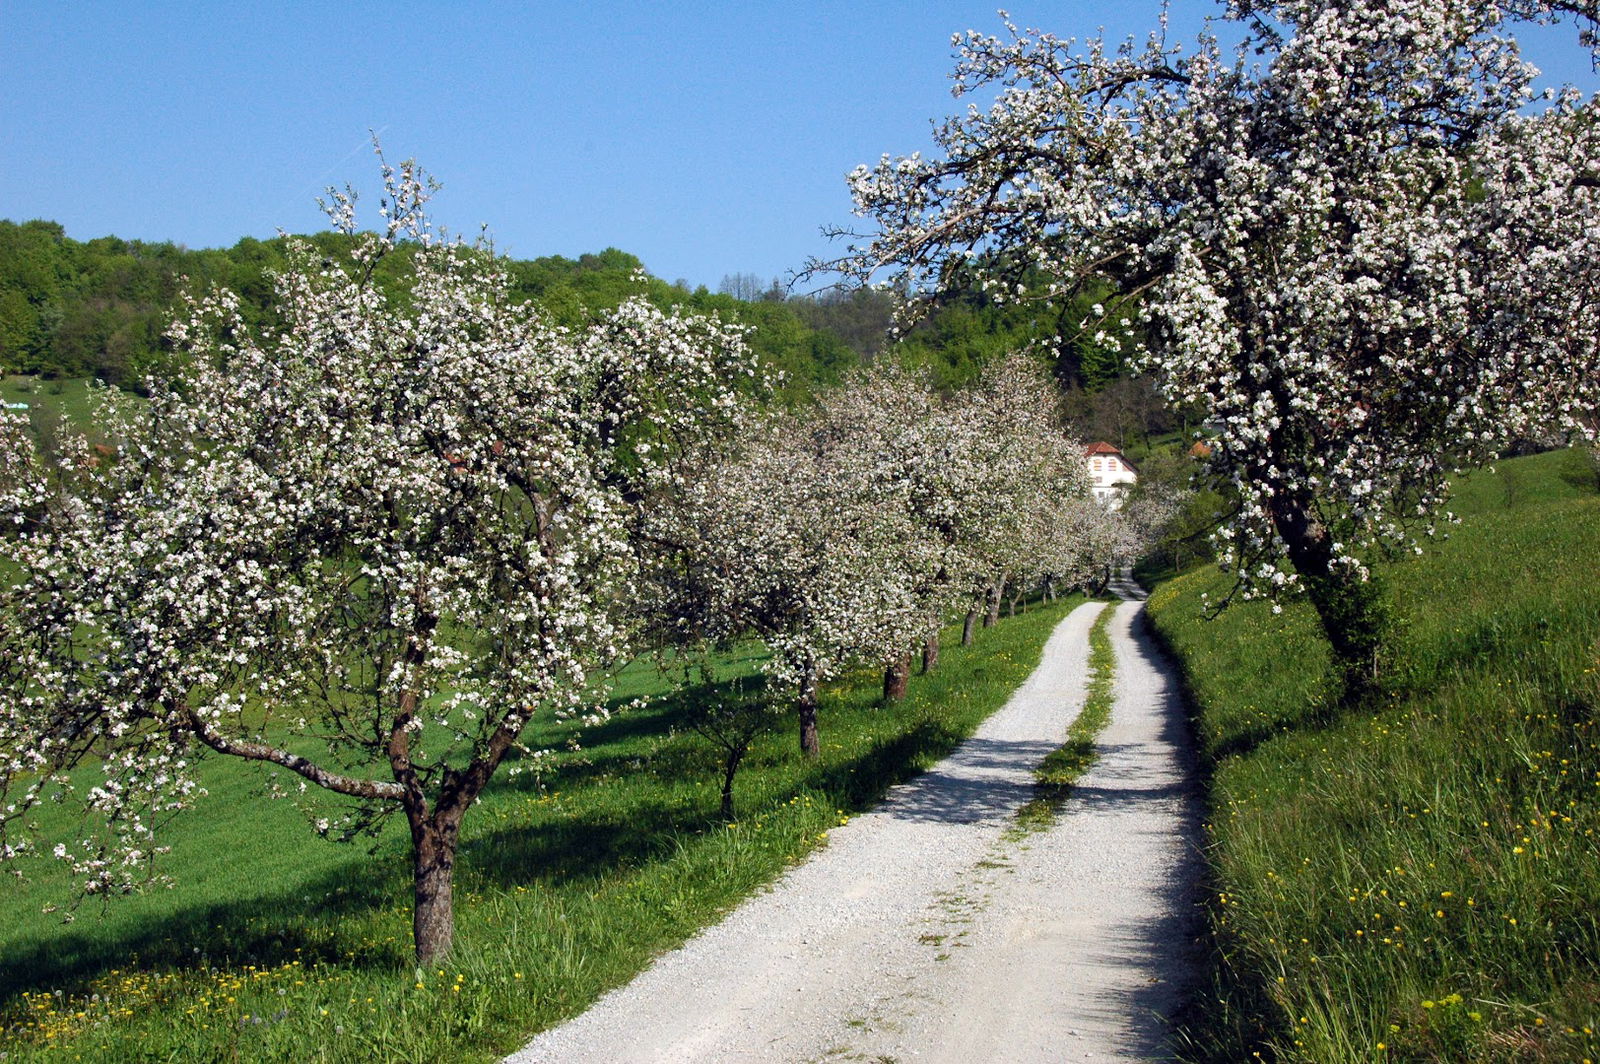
[3,2,1595,293]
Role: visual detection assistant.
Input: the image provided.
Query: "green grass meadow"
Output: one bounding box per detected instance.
[1149,448,1600,1062]
[0,596,1083,1062]
[1,376,106,436]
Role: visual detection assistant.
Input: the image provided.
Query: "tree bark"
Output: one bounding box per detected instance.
[883,653,912,702]
[984,581,1003,627]
[410,814,460,964]
[797,664,820,759]
[961,610,977,646]
[1269,491,1387,704]
[721,748,744,820]
[387,611,460,964]
[921,630,940,674]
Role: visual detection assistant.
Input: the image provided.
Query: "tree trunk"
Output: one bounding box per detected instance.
[389,617,462,966]
[1269,492,1387,705]
[961,610,977,646]
[797,665,820,759]
[921,630,940,674]
[1092,566,1111,598]
[410,815,460,964]
[984,581,1003,627]
[720,747,744,820]
[883,653,912,702]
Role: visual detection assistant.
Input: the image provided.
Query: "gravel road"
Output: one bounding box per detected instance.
[507,594,1202,1063]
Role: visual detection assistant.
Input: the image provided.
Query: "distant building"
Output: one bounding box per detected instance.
[1085,441,1137,509]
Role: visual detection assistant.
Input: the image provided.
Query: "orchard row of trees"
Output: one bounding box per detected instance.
[647,354,1168,761]
[0,155,1153,964]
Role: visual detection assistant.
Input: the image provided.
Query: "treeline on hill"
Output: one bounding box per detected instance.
[0,220,856,399]
[0,218,1183,445]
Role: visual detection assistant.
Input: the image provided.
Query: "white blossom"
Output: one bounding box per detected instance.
[0,150,756,957]
[830,1,1600,615]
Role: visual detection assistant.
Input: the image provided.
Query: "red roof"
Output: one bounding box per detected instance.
[1085,441,1122,456]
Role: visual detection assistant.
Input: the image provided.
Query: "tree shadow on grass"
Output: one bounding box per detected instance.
[802,716,968,811]
[0,853,412,1006]
[491,671,774,799]
[469,710,981,893]
[468,675,800,892]
[556,695,689,748]
[463,797,718,891]
[0,787,721,1010]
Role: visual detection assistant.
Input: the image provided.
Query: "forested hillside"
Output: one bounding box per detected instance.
[0,220,863,397]
[0,217,1175,441]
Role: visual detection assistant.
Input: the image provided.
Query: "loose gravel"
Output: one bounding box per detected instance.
[507,593,1202,1063]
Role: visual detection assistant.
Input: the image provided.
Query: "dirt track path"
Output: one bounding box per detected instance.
[507,593,1202,1063]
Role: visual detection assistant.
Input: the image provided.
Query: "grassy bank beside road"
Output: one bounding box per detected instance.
[1150,448,1600,1062]
[0,596,1082,1063]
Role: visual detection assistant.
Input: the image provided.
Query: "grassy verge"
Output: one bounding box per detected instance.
[1148,448,1600,1062]
[1015,600,1116,831]
[0,595,1082,1063]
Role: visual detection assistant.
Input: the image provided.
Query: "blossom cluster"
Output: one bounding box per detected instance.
[833,0,1600,600]
[649,352,1126,729]
[0,151,756,899]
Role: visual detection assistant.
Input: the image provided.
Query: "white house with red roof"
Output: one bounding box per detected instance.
[1085,441,1137,509]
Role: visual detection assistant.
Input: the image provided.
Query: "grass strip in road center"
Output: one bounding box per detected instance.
[1014,601,1117,832]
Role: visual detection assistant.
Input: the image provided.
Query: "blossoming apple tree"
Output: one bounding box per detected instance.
[655,364,942,755]
[939,353,1096,637]
[0,156,755,962]
[832,0,1600,698]
[652,350,1109,752]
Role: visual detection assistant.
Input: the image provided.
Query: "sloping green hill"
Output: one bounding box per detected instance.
[1150,447,1600,1062]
